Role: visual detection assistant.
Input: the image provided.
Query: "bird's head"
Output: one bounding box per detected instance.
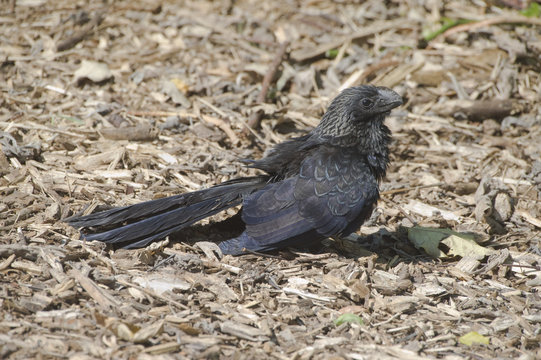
[315,85,403,139]
[346,85,403,119]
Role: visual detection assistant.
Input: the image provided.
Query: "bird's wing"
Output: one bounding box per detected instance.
[241,146,380,248]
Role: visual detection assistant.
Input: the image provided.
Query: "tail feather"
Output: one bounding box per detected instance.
[66,176,267,248]
[66,177,266,228]
[84,198,240,247]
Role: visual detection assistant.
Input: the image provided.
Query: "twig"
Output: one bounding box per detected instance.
[500,263,541,270]
[256,42,289,105]
[196,98,241,144]
[339,59,400,91]
[283,287,335,302]
[290,19,411,62]
[241,248,283,259]
[197,97,228,118]
[380,182,445,196]
[201,114,240,145]
[372,312,402,327]
[0,121,86,138]
[127,110,197,118]
[434,15,541,44]
[150,254,176,271]
[245,41,289,133]
[69,266,120,310]
[56,10,106,52]
[397,205,418,226]
[116,278,189,310]
[201,259,243,275]
[196,96,269,145]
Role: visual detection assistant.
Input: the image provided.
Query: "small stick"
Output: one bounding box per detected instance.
[0,121,86,138]
[56,11,105,52]
[397,205,418,226]
[127,110,197,118]
[241,248,283,259]
[500,263,541,270]
[201,259,242,275]
[201,114,240,145]
[380,182,445,196]
[245,41,290,133]
[150,254,176,271]
[433,15,541,45]
[339,59,400,91]
[197,97,228,118]
[116,278,189,310]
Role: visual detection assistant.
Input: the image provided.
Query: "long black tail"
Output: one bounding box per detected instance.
[65,176,268,248]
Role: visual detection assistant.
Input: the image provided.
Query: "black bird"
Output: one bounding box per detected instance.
[66,85,402,255]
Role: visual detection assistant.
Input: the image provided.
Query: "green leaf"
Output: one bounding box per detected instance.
[325,48,339,59]
[520,2,540,17]
[334,313,364,326]
[422,18,473,42]
[459,331,490,346]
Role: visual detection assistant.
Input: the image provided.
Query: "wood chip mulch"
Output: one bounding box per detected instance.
[1,0,540,359]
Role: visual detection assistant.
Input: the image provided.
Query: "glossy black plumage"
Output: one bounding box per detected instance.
[65,85,402,255]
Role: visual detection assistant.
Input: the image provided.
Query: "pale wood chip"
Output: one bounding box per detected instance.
[69,267,119,310]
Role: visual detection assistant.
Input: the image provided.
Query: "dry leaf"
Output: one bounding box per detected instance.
[408,226,491,259]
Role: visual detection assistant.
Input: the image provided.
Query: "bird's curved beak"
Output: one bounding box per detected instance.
[376,87,403,113]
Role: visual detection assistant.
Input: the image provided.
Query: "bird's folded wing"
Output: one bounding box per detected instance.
[242,147,379,248]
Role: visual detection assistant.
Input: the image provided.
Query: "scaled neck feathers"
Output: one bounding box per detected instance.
[311,85,397,179]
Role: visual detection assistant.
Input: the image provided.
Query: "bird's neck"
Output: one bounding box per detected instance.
[316,115,390,149]
[314,116,391,179]
[355,116,391,156]
[357,118,391,181]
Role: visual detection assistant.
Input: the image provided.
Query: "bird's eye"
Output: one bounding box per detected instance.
[361,98,373,108]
